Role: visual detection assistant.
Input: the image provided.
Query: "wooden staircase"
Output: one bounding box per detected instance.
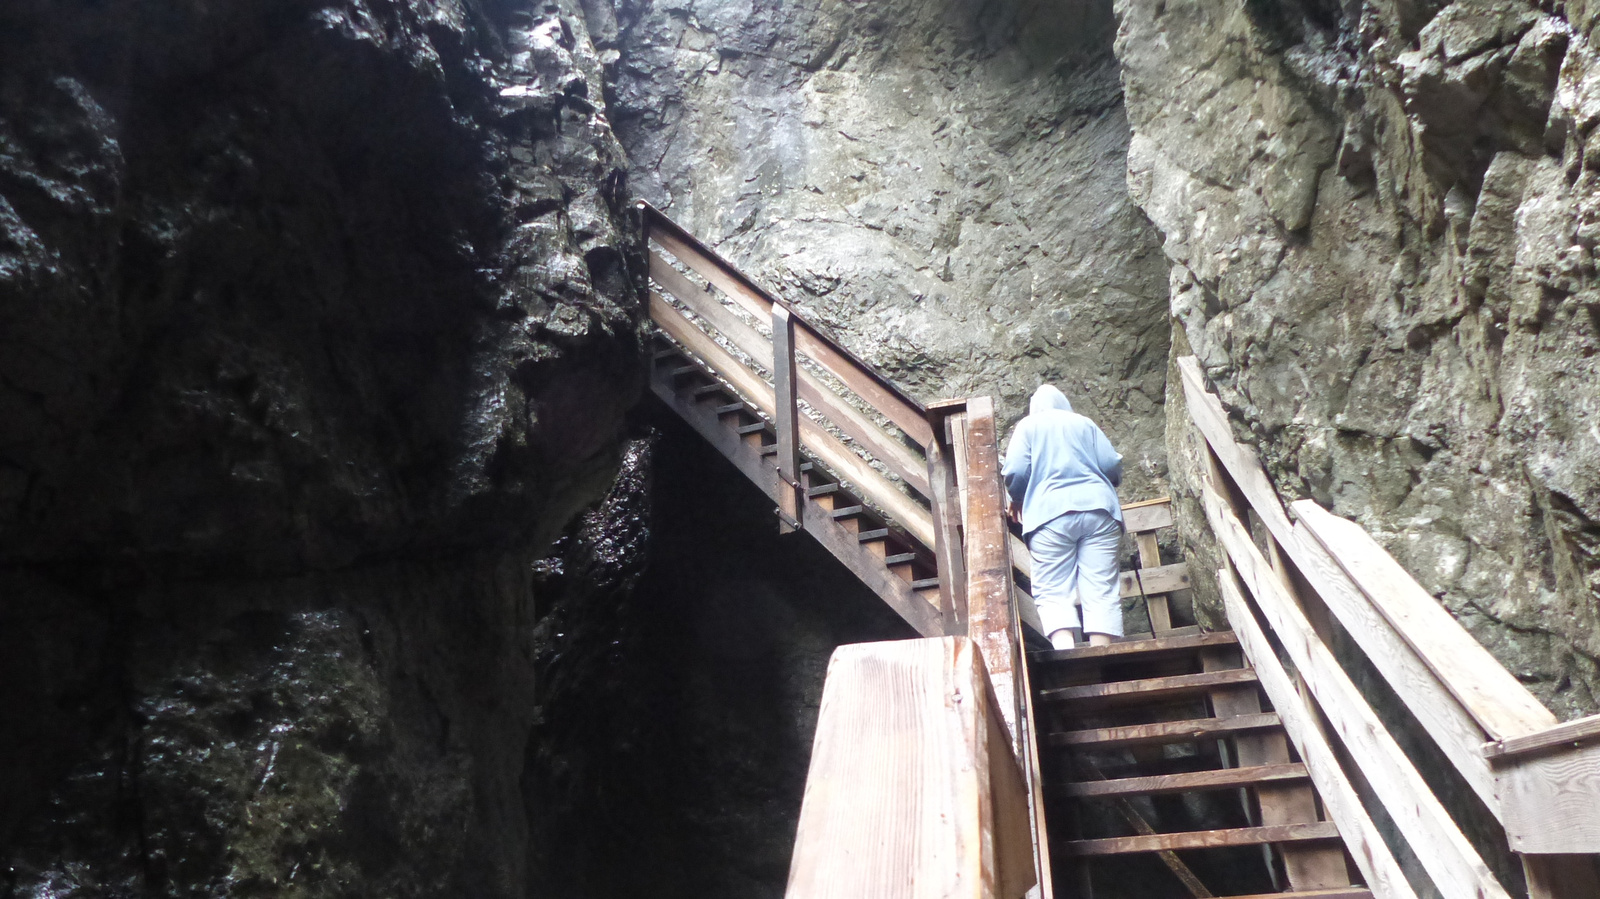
[636,200,1600,899]
[1034,630,1366,898]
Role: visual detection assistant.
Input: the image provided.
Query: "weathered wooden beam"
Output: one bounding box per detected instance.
[785,637,1035,899]
[772,305,802,533]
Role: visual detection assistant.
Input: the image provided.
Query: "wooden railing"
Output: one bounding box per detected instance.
[638,202,1049,897]
[1179,355,1600,899]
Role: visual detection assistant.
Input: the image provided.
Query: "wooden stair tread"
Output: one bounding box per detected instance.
[1045,713,1282,749]
[884,552,918,565]
[806,483,840,498]
[857,528,889,542]
[692,382,729,398]
[735,422,770,436]
[713,401,746,415]
[830,505,865,518]
[668,364,702,377]
[911,577,940,590]
[1039,668,1257,706]
[1032,630,1237,664]
[1057,763,1308,798]
[1059,822,1340,856]
[1220,890,1372,899]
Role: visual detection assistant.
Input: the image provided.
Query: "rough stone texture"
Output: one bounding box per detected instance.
[602,0,1174,498]
[1120,0,1600,719]
[0,0,644,893]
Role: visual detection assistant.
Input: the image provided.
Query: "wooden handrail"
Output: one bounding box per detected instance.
[638,201,935,448]
[1178,354,1600,898]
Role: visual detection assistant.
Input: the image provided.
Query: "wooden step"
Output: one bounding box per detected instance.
[1058,821,1340,856]
[911,577,940,590]
[884,552,917,565]
[1216,883,1369,889]
[735,422,770,436]
[713,402,746,415]
[806,483,840,498]
[668,364,702,378]
[1038,668,1257,707]
[652,348,682,362]
[1045,713,1282,750]
[691,382,729,399]
[857,528,889,543]
[1033,630,1238,665]
[1057,763,1308,799]
[830,505,865,519]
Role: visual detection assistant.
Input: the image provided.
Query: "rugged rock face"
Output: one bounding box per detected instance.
[601,0,1174,499]
[1,0,643,892]
[1119,0,1600,717]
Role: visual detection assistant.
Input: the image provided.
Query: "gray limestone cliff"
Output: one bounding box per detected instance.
[1117,0,1600,718]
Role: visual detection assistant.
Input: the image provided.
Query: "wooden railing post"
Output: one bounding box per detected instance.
[927,399,970,636]
[772,305,802,534]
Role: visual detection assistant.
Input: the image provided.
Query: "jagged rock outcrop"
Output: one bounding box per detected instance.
[1118,0,1600,717]
[1,0,642,893]
[600,0,1174,499]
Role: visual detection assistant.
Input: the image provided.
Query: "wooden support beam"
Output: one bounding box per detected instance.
[772,305,802,533]
[926,405,968,636]
[1219,573,1421,899]
[1136,531,1174,634]
[1205,485,1514,899]
[785,637,1035,899]
[961,396,1023,752]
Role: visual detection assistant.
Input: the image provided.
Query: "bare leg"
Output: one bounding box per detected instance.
[1087,632,1113,647]
[1049,628,1076,650]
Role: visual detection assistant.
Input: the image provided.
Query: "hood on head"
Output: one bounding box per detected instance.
[1030,384,1073,415]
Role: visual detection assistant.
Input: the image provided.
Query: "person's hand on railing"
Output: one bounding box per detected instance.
[1007,498,1022,526]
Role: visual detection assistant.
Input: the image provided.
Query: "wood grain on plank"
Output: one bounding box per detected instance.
[1485,712,1600,759]
[1494,742,1600,853]
[962,397,1024,753]
[785,637,1034,898]
[1038,668,1256,706]
[1206,487,1514,899]
[1033,629,1237,664]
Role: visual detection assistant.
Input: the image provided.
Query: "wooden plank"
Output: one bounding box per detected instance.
[1058,764,1308,799]
[1046,713,1281,750]
[962,396,1024,752]
[1059,822,1341,856]
[1494,742,1600,853]
[644,209,935,448]
[1486,713,1600,759]
[1120,562,1190,598]
[1070,755,1215,897]
[1177,354,1502,813]
[1293,500,1556,741]
[1135,532,1174,634]
[772,306,802,533]
[1123,499,1174,533]
[652,366,943,638]
[1038,669,1256,706]
[652,294,938,548]
[1220,572,1423,899]
[925,412,967,635]
[1033,630,1237,664]
[1522,855,1600,899]
[1206,486,1514,899]
[785,636,1036,899]
[1225,891,1372,899]
[1013,617,1057,899]
[651,255,933,494]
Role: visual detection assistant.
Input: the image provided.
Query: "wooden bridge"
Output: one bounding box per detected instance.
[636,201,1600,899]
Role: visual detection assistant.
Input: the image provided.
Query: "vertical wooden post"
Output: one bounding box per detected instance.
[927,399,970,636]
[772,305,802,534]
[961,396,1021,749]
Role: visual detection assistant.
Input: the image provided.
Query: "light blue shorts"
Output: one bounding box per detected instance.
[1027,509,1123,637]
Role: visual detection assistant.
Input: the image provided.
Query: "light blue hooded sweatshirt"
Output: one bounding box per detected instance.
[1001,385,1123,538]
